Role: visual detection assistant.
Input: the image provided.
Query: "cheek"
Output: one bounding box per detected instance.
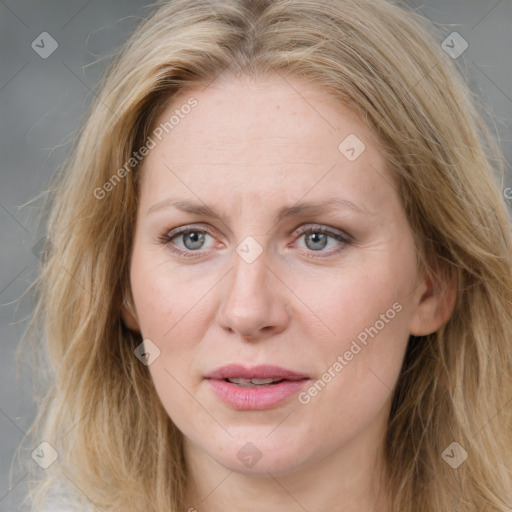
[298,256,413,350]
[129,244,214,343]
[129,247,215,406]
[129,254,209,422]
[296,254,415,405]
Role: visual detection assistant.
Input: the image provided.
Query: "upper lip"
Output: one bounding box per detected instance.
[205,364,309,381]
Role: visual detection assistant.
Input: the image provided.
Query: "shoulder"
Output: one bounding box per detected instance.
[37,507,74,512]
[33,480,96,512]
[35,494,91,512]
[38,503,93,512]
[37,503,82,512]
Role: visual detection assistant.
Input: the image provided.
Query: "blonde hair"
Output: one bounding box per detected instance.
[15,0,512,510]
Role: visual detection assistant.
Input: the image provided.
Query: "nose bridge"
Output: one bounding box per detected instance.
[227,242,270,310]
[228,213,271,298]
[217,237,288,337]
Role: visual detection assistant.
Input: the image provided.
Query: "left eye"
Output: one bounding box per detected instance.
[294,226,350,254]
[159,225,350,257]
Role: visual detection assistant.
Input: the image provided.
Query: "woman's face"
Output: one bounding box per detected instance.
[126,73,437,477]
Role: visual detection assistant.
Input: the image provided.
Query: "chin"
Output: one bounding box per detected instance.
[206,439,309,477]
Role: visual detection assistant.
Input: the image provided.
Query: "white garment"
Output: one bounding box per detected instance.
[36,496,95,512]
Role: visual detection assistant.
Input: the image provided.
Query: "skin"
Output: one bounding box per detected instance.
[122,72,456,512]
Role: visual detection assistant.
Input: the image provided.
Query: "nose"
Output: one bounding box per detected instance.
[216,245,290,340]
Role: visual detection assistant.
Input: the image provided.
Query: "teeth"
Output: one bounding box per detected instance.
[227,377,282,386]
[227,377,252,384]
[251,378,277,385]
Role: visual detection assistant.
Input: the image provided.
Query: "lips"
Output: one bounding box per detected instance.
[204,364,310,410]
[205,364,309,382]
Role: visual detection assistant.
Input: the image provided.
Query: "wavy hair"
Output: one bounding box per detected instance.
[15,0,512,510]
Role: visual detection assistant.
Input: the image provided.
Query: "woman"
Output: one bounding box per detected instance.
[18,0,512,510]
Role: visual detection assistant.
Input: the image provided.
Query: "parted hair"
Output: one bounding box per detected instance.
[16,0,512,510]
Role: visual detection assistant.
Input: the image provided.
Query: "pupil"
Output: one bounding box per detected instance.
[306,233,327,250]
[184,232,204,250]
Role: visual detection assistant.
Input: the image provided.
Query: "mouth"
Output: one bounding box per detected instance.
[204,364,310,410]
[222,377,290,387]
[205,363,309,382]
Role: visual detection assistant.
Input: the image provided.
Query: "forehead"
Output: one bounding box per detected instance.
[139,73,397,212]
[163,73,375,155]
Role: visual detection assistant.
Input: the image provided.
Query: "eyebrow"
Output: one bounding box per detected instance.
[146,197,375,222]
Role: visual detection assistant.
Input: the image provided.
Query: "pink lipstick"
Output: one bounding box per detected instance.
[204,364,310,410]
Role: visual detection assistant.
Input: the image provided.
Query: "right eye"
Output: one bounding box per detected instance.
[158,225,217,257]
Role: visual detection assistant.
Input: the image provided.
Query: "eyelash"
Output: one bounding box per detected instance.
[157,224,352,259]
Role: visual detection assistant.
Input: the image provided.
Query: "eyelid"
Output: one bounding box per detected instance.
[158,224,218,257]
[293,224,352,242]
[159,222,352,258]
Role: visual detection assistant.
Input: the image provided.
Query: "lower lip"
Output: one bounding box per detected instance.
[206,378,310,410]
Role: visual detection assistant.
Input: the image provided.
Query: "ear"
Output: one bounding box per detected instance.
[409,266,457,336]
[120,291,141,333]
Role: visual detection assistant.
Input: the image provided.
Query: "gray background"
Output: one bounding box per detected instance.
[1,0,511,510]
